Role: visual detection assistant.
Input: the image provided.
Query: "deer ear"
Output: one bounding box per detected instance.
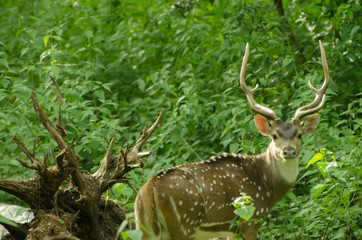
[254,115,271,136]
[301,114,320,135]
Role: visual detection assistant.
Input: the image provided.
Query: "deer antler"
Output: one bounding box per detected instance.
[293,40,330,120]
[240,43,278,120]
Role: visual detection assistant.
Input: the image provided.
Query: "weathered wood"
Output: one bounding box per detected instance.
[0,79,163,239]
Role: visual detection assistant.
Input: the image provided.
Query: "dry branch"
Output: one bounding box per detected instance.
[93,109,165,193]
[0,78,164,239]
[50,75,68,138]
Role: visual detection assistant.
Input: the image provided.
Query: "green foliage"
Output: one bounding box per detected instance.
[0,214,17,227]
[232,194,256,222]
[0,0,361,239]
[231,193,264,239]
[116,214,143,240]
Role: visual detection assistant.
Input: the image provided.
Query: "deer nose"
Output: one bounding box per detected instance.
[283,146,296,158]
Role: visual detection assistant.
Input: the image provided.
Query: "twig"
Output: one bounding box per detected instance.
[13,136,40,171]
[31,92,68,149]
[133,108,165,152]
[54,188,63,216]
[120,179,138,193]
[49,75,68,137]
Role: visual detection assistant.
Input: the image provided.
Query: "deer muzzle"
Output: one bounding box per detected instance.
[283,146,297,159]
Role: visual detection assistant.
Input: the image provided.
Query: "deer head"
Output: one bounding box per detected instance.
[240,41,329,184]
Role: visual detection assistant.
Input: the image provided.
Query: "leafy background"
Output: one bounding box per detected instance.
[0,0,361,239]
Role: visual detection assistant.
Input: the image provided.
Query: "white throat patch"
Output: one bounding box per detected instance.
[276,157,299,184]
[267,144,299,185]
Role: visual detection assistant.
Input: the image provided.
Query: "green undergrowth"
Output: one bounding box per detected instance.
[0,0,360,239]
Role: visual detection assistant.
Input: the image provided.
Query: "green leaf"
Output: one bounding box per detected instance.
[234,205,255,221]
[44,34,50,47]
[95,89,105,100]
[307,4,321,16]
[0,58,9,69]
[340,189,353,207]
[85,30,93,41]
[332,230,346,239]
[313,183,328,200]
[51,35,62,42]
[75,47,87,53]
[306,152,324,168]
[317,162,327,178]
[124,230,143,240]
[93,47,104,56]
[229,143,239,153]
[20,47,29,57]
[0,214,17,227]
[40,50,51,62]
[350,26,360,38]
[15,207,29,216]
[121,187,134,198]
[51,66,60,79]
[232,194,255,221]
[136,78,145,92]
[282,57,293,68]
[25,29,36,40]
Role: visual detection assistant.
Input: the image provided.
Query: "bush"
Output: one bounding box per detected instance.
[0,0,360,239]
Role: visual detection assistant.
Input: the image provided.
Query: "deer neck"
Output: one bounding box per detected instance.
[257,143,299,204]
[265,142,299,185]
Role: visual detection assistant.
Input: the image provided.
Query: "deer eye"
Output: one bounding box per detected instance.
[272,134,278,140]
[297,133,302,139]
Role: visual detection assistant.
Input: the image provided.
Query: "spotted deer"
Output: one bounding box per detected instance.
[135,41,329,240]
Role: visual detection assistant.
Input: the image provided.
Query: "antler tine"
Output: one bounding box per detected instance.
[240,43,278,120]
[294,40,330,119]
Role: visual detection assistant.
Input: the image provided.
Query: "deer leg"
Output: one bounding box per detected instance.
[240,225,258,240]
[163,217,196,240]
